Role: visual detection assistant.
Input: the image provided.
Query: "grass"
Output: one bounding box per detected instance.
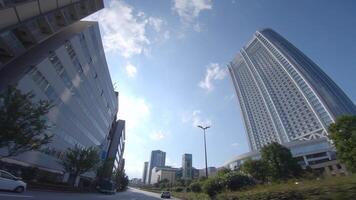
[173,175,356,200]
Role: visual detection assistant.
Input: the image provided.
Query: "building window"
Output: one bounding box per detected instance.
[30,67,60,105]
[49,51,73,90]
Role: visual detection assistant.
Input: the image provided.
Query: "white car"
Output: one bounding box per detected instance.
[0,170,27,193]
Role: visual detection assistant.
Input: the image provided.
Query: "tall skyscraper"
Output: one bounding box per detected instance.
[146,150,166,184]
[182,153,192,179]
[0,0,123,180]
[142,161,148,184]
[228,28,356,151]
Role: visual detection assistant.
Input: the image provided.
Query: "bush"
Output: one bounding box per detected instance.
[203,177,224,197]
[223,172,254,191]
[174,187,184,192]
[190,182,202,193]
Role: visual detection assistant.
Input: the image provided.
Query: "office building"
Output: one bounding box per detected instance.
[142,162,148,184]
[228,28,356,151]
[146,150,166,184]
[0,0,122,182]
[106,120,125,173]
[198,167,217,177]
[0,20,117,178]
[150,166,179,185]
[182,153,192,179]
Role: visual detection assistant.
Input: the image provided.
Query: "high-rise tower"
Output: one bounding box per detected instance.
[229,28,356,151]
[142,161,148,184]
[146,150,166,184]
[182,154,193,179]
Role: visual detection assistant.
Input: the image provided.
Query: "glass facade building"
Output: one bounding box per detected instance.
[142,162,148,184]
[0,21,118,176]
[146,150,166,184]
[229,28,356,151]
[182,154,193,179]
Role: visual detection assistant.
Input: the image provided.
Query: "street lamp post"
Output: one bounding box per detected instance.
[197,125,210,177]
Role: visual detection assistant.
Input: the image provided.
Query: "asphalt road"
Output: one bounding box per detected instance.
[0,187,180,200]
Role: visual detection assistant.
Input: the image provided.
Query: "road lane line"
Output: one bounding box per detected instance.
[0,193,33,198]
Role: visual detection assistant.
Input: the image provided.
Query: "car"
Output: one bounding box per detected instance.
[97,179,116,194]
[0,170,27,193]
[161,191,171,199]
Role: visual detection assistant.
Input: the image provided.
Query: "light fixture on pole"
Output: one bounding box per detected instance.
[197,125,210,177]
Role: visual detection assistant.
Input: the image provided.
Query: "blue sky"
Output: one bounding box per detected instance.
[86,0,356,178]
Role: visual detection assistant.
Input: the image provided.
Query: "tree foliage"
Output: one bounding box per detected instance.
[261,142,301,181]
[202,176,224,197]
[329,115,356,172]
[96,158,115,180]
[190,182,202,193]
[0,86,53,159]
[222,171,254,191]
[241,159,269,182]
[115,170,129,191]
[60,145,100,186]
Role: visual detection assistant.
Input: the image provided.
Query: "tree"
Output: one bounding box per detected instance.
[60,145,100,187]
[96,158,115,180]
[329,115,356,172]
[115,170,129,191]
[202,176,224,197]
[0,86,53,159]
[261,142,301,181]
[222,171,254,191]
[189,182,202,193]
[241,159,269,183]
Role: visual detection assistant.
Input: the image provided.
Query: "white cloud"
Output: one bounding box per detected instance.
[231,142,239,147]
[125,63,137,78]
[148,17,164,32]
[182,110,212,128]
[172,0,212,23]
[149,130,166,141]
[193,23,202,32]
[163,31,171,40]
[85,1,166,57]
[118,94,150,132]
[224,93,236,101]
[199,63,227,92]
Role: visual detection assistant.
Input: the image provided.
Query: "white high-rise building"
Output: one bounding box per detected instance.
[229,28,356,151]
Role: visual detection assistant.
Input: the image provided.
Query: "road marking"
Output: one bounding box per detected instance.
[0,193,33,198]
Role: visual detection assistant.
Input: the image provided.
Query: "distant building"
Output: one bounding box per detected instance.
[142,162,148,184]
[130,178,142,186]
[198,167,217,177]
[182,154,193,179]
[192,167,200,179]
[150,166,180,185]
[146,150,166,184]
[223,138,350,176]
[228,28,356,151]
